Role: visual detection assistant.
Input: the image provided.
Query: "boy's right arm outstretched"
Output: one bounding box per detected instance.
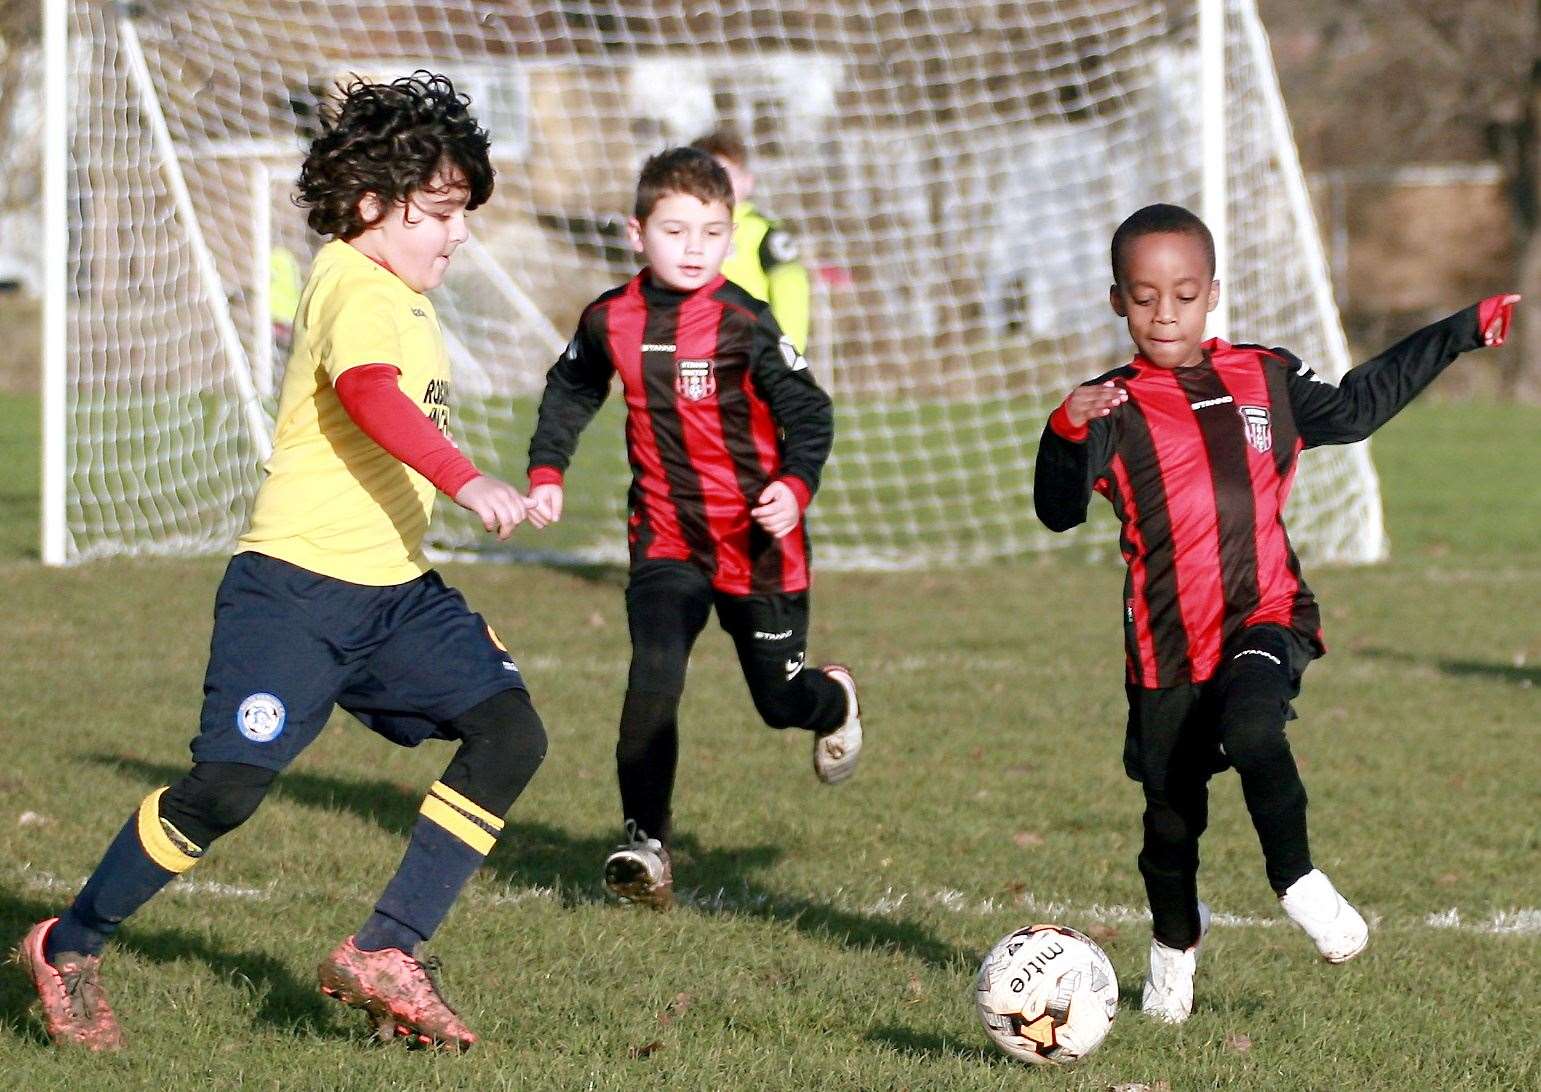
[525,318,614,527]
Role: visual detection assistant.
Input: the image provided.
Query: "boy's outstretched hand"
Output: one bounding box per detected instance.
[453,474,528,540]
[524,483,564,529]
[752,480,801,539]
[1479,294,1521,347]
[1062,380,1129,428]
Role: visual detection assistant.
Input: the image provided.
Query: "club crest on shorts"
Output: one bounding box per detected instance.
[675,358,716,401]
[235,692,286,743]
[1238,404,1272,453]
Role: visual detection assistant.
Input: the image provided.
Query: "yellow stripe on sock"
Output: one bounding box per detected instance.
[136,788,202,874]
[420,795,497,855]
[428,781,504,832]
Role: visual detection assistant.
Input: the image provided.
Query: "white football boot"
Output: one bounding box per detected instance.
[603,822,673,910]
[1280,869,1368,963]
[813,665,863,785]
[1142,900,1212,1024]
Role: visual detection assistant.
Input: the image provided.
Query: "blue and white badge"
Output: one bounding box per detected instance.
[235,692,287,743]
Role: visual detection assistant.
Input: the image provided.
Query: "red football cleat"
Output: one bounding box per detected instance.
[318,936,477,1051]
[12,918,124,1051]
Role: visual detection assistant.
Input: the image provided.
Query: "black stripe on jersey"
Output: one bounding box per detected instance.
[1178,366,1261,652]
[1117,402,1188,686]
[712,307,785,594]
[1283,531,1322,644]
[1260,354,1300,475]
[640,299,718,572]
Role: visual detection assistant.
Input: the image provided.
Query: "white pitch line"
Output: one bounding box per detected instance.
[13,866,1539,937]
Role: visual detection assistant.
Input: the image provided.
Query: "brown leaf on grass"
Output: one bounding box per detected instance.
[628,1039,665,1059]
[1012,831,1045,848]
[1225,1033,1253,1054]
[1004,880,1027,897]
[658,992,693,1026]
[905,974,924,1003]
[1087,922,1119,943]
[1436,872,1461,886]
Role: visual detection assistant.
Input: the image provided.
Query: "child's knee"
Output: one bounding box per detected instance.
[445,688,547,815]
[160,761,277,846]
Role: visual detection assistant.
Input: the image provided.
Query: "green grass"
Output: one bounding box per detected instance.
[0,401,1537,1090]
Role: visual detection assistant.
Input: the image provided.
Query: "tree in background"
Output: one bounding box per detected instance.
[1260,0,1539,399]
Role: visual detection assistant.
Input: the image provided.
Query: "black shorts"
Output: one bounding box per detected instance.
[624,559,810,695]
[1123,624,1315,784]
[190,552,526,771]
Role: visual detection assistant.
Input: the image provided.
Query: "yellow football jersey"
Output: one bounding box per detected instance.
[237,240,453,585]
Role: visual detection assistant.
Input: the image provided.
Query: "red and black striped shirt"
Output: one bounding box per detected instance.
[529,271,833,596]
[1034,305,1484,687]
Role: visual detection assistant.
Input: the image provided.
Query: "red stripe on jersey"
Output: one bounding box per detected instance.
[1108,452,1161,686]
[674,291,752,590]
[607,282,684,557]
[1128,375,1224,681]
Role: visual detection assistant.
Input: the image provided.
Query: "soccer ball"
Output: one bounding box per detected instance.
[974,923,1119,1065]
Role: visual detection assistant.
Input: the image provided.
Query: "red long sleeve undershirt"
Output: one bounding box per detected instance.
[333,364,481,497]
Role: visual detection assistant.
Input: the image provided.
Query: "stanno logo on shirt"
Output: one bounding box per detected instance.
[675,358,716,401]
[641,342,677,353]
[1238,404,1272,453]
[1190,395,1234,410]
[411,307,427,318]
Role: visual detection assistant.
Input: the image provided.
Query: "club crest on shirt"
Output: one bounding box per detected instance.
[1238,404,1272,453]
[675,358,716,401]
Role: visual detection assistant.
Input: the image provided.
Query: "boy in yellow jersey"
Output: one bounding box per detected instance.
[691,130,812,352]
[14,73,545,1053]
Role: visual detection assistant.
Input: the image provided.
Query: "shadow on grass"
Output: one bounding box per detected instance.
[864,1023,999,1064]
[0,889,340,1047]
[89,753,970,970]
[1360,647,1541,688]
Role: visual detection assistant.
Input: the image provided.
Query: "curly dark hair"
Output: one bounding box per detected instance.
[296,71,494,240]
[634,147,734,222]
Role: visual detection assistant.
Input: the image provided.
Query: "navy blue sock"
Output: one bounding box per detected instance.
[46,792,200,961]
[355,782,498,952]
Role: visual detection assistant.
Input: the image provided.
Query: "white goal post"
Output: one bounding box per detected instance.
[34,0,1385,568]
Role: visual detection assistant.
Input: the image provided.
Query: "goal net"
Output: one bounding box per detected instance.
[38,0,1384,567]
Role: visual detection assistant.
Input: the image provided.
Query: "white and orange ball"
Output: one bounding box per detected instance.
[974,923,1119,1065]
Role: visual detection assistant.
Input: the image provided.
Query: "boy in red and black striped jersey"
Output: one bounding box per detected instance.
[524,148,861,909]
[1034,203,1517,1024]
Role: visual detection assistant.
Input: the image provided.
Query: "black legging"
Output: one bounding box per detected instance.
[617,560,847,843]
[1135,628,1313,949]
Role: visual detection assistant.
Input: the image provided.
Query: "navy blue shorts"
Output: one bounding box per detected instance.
[191,552,527,771]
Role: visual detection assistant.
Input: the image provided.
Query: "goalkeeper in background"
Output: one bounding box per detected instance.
[1033,202,1518,1026]
[691,130,812,352]
[14,72,546,1053]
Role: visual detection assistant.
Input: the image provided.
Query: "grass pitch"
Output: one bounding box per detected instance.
[0,394,1537,1090]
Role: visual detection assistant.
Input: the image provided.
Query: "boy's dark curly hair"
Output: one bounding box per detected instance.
[296,71,494,240]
